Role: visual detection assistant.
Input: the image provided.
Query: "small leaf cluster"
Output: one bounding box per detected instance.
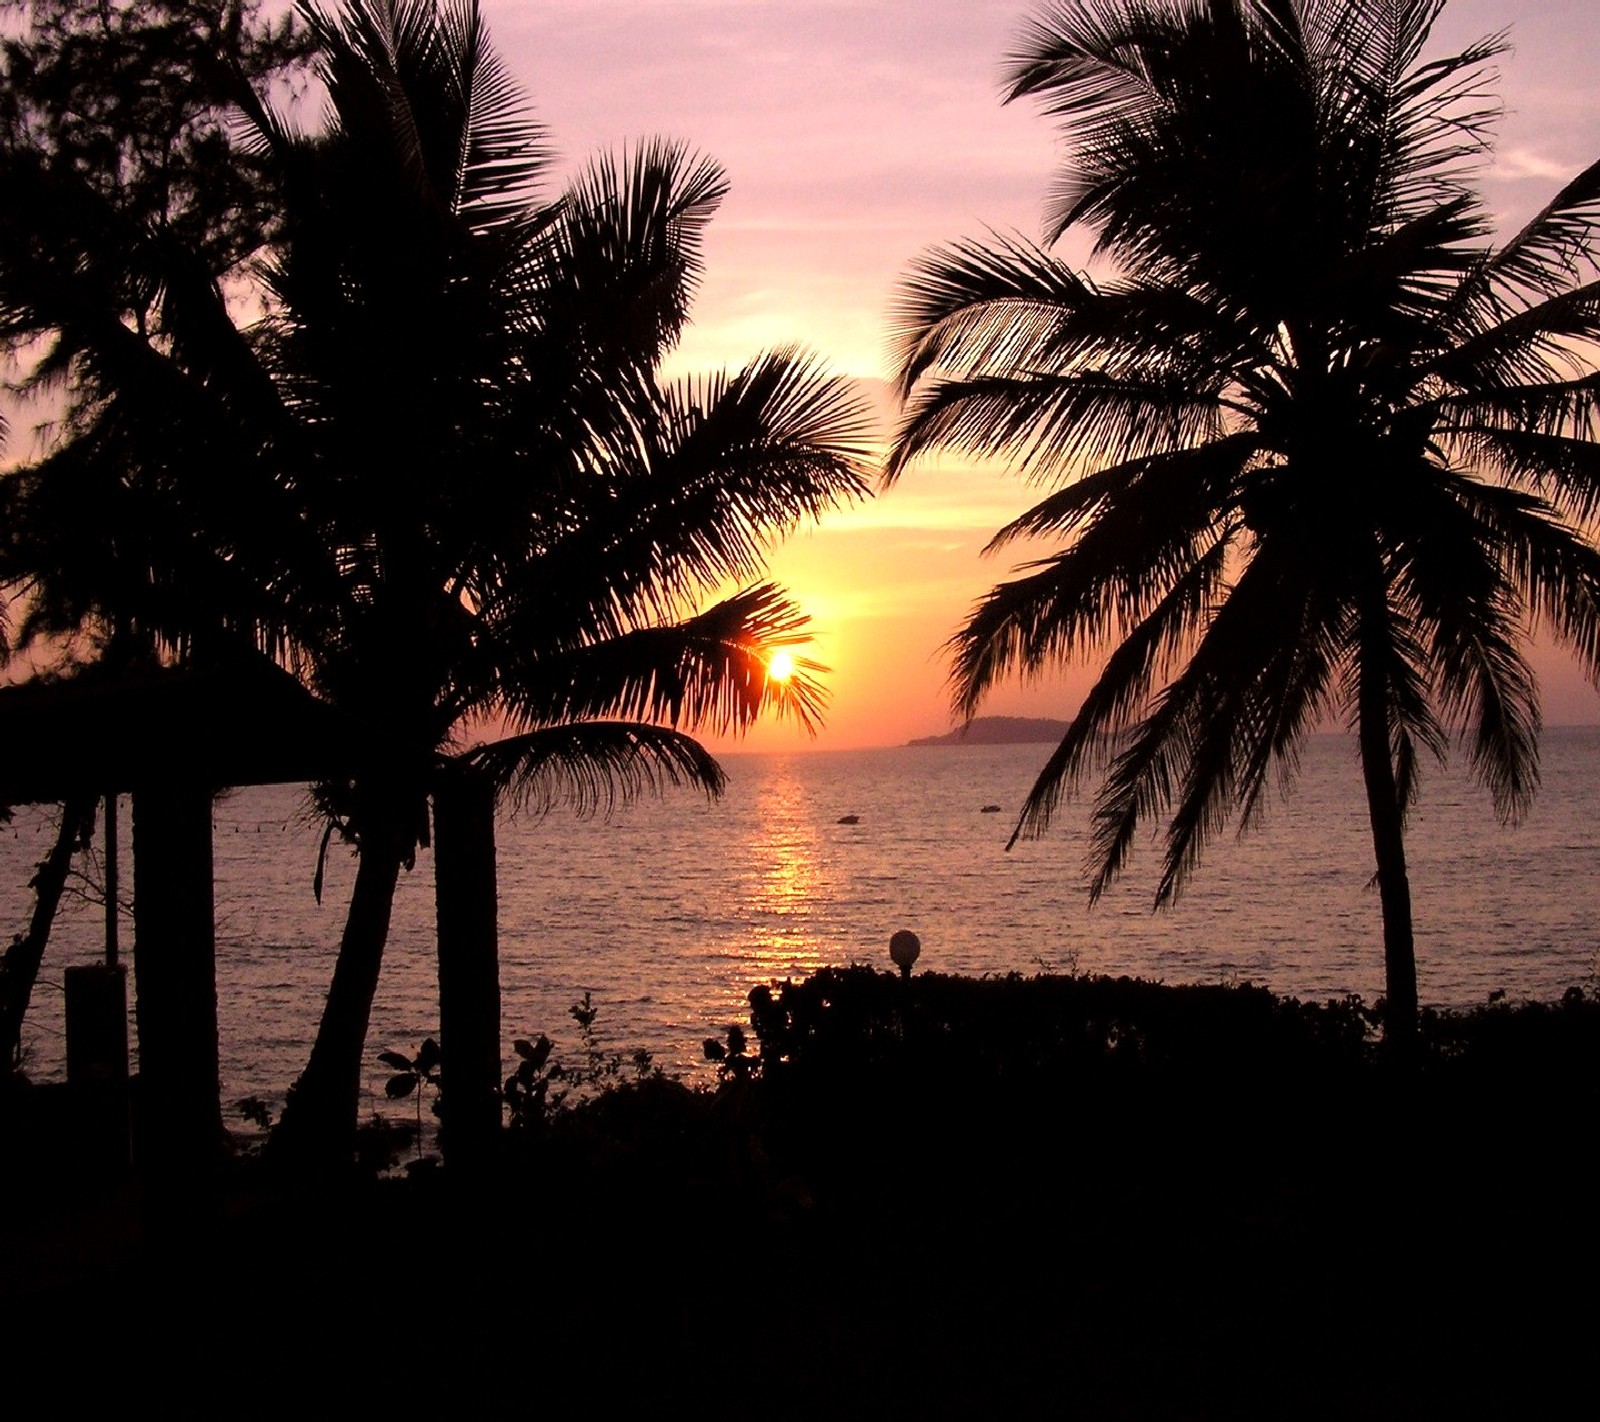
[504,997,659,1132]
[379,1038,440,1101]
[702,1023,756,1084]
[504,1034,561,1132]
[235,1095,274,1131]
[564,992,654,1096]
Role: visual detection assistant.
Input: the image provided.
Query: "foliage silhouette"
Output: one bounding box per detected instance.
[379,1036,441,1160]
[235,1094,274,1131]
[888,0,1600,1044]
[0,3,307,1075]
[502,1032,558,1134]
[2,0,869,1166]
[270,3,866,1165]
[500,997,659,1149]
[3,968,1597,1415]
[0,794,97,1074]
[702,1021,755,1083]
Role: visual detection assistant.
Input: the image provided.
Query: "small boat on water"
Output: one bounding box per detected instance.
[837,813,861,825]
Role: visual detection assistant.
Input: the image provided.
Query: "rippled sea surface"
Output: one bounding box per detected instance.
[7,729,1600,1114]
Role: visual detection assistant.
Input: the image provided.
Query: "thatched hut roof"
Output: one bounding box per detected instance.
[0,660,384,805]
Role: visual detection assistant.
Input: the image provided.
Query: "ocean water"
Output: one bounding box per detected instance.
[6,729,1599,1117]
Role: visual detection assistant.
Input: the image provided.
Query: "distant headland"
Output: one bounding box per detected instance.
[906,716,1069,747]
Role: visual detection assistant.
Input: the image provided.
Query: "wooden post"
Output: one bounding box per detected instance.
[433,767,502,1172]
[104,791,119,968]
[64,961,130,1172]
[131,783,223,1192]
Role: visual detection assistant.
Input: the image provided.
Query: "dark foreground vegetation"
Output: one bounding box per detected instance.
[3,969,1597,1417]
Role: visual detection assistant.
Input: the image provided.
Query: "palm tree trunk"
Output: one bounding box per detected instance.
[0,792,98,1073]
[269,839,403,1170]
[1356,645,1418,1054]
[433,767,502,1172]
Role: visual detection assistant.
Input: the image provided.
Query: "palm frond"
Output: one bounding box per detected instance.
[1001,532,1233,850]
[1004,0,1172,120]
[635,350,873,594]
[1343,593,1448,825]
[303,0,432,205]
[538,140,728,375]
[950,478,1233,725]
[476,350,869,647]
[891,233,1097,400]
[464,723,725,818]
[984,432,1258,549]
[889,234,1256,441]
[1145,535,1346,905]
[1441,367,1600,416]
[892,369,1223,486]
[1385,470,1541,821]
[1443,157,1600,331]
[1439,477,1600,680]
[435,0,550,227]
[1441,425,1600,522]
[496,583,828,739]
[1426,280,1600,389]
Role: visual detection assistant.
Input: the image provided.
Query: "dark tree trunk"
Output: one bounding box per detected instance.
[0,792,98,1073]
[269,836,404,1171]
[1357,636,1418,1055]
[433,767,502,1172]
[132,783,225,1181]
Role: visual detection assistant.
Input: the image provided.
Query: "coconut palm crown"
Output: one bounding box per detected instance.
[887,0,1600,1039]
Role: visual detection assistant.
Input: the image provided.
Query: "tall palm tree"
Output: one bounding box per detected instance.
[888,0,1600,1044]
[251,1,867,1164]
[2,0,869,1163]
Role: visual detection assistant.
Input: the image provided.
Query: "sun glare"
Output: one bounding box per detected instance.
[767,648,796,683]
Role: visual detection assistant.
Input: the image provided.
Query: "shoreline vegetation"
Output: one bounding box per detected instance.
[3,966,1594,1414]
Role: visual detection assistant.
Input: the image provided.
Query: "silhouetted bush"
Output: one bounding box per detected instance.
[744,966,1378,1105]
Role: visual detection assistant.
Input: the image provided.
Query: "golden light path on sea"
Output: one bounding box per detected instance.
[742,761,829,980]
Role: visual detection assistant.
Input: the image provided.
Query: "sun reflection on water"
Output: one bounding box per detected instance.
[737,761,832,980]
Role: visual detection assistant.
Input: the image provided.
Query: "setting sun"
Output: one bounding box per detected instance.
[766,648,796,684]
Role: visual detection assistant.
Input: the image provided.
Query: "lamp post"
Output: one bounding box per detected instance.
[889,930,921,980]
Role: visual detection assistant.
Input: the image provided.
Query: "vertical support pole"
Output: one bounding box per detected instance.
[433,767,502,1172]
[132,783,223,1194]
[65,961,130,1172]
[104,791,119,969]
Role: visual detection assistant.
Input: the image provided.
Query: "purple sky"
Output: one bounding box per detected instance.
[496,1,1600,380]
[494,1,1064,378]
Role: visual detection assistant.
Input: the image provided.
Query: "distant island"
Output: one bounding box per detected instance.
[906,716,1068,747]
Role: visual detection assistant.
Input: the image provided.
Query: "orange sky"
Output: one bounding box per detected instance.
[479,1,1600,751]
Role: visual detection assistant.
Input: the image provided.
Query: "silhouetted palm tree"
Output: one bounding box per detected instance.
[253,1,867,1163]
[888,0,1600,1044]
[2,0,868,1161]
